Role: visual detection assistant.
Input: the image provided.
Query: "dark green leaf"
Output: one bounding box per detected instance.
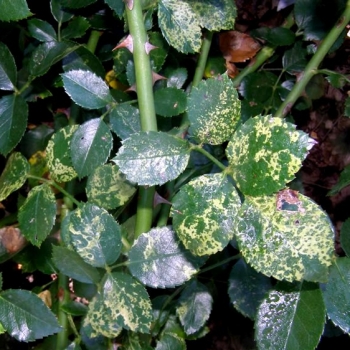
[0,0,31,21]
[61,300,88,316]
[50,0,74,23]
[165,67,188,88]
[176,280,213,335]
[20,125,54,158]
[28,19,57,42]
[86,164,136,210]
[61,16,90,40]
[154,87,187,117]
[252,27,295,46]
[282,41,308,73]
[60,0,97,8]
[328,164,350,196]
[0,95,28,156]
[226,115,315,196]
[322,257,350,333]
[256,281,326,350]
[172,173,241,256]
[155,333,186,350]
[68,203,122,267]
[0,42,17,91]
[321,69,350,89]
[149,31,169,72]
[62,70,113,109]
[340,218,350,257]
[70,118,113,178]
[305,74,325,100]
[18,184,56,247]
[0,153,29,201]
[29,41,78,77]
[228,259,272,319]
[52,246,100,284]
[234,190,334,282]
[188,75,241,145]
[112,131,191,186]
[0,289,62,342]
[104,0,125,18]
[128,226,206,288]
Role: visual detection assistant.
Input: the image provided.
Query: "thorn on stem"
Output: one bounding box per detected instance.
[113,34,133,53]
[145,42,157,54]
[125,0,133,10]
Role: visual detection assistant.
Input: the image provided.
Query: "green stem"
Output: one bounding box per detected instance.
[56,274,70,350]
[191,145,227,171]
[274,3,350,118]
[86,30,102,53]
[156,181,175,227]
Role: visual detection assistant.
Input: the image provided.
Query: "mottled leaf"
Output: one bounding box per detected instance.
[234,190,334,282]
[68,203,122,267]
[0,153,29,201]
[256,281,326,350]
[176,280,213,335]
[0,289,61,342]
[112,131,191,186]
[226,115,315,196]
[154,87,187,117]
[228,259,272,319]
[28,19,57,42]
[0,95,28,156]
[61,69,113,109]
[128,226,206,288]
[0,0,31,21]
[188,75,241,145]
[158,0,202,54]
[61,16,90,40]
[70,118,113,178]
[86,163,136,210]
[322,257,350,333]
[0,42,17,91]
[172,173,241,256]
[46,125,78,182]
[18,184,56,247]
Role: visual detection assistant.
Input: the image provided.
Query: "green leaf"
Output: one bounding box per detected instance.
[60,0,97,8]
[0,95,28,156]
[149,31,169,72]
[61,69,113,109]
[128,226,206,288]
[340,218,350,257]
[228,258,272,319]
[154,87,187,117]
[28,19,57,42]
[104,0,125,18]
[29,41,78,77]
[61,300,88,316]
[0,0,31,21]
[322,257,350,333]
[322,70,350,89]
[0,289,61,342]
[252,27,295,46]
[172,173,241,256]
[0,43,17,91]
[68,203,122,267]
[255,281,326,350]
[282,41,308,73]
[226,115,315,196]
[52,246,100,284]
[188,75,241,145]
[46,125,78,182]
[158,0,202,54]
[70,118,113,178]
[112,131,191,186]
[176,280,213,335]
[50,0,74,23]
[109,104,141,140]
[0,153,29,201]
[155,333,186,350]
[327,164,350,196]
[61,16,90,40]
[18,184,56,247]
[188,0,236,31]
[165,67,188,89]
[86,164,136,210]
[234,190,334,282]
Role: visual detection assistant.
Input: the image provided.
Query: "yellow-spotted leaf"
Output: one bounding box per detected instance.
[128,226,206,288]
[171,173,241,256]
[68,203,122,267]
[226,115,316,196]
[188,75,241,145]
[86,164,136,210]
[234,190,334,282]
[46,125,78,182]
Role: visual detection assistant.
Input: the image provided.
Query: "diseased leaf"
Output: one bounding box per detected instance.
[28,19,57,42]
[0,0,31,21]
[154,87,187,117]
[158,0,202,54]
[0,95,28,156]
[0,42,17,91]
[0,289,61,342]
[234,190,334,282]
[0,153,29,202]
[61,70,113,109]
[128,226,206,288]
[226,115,316,196]
[18,184,56,247]
[68,203,122,267]
[112,131,191,186]
[188,75,241,145]
[256,281,326,350]
[70,118,113,178]
[172,173,241,256]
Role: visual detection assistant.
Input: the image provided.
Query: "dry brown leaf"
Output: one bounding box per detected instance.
[0,226,27,254]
